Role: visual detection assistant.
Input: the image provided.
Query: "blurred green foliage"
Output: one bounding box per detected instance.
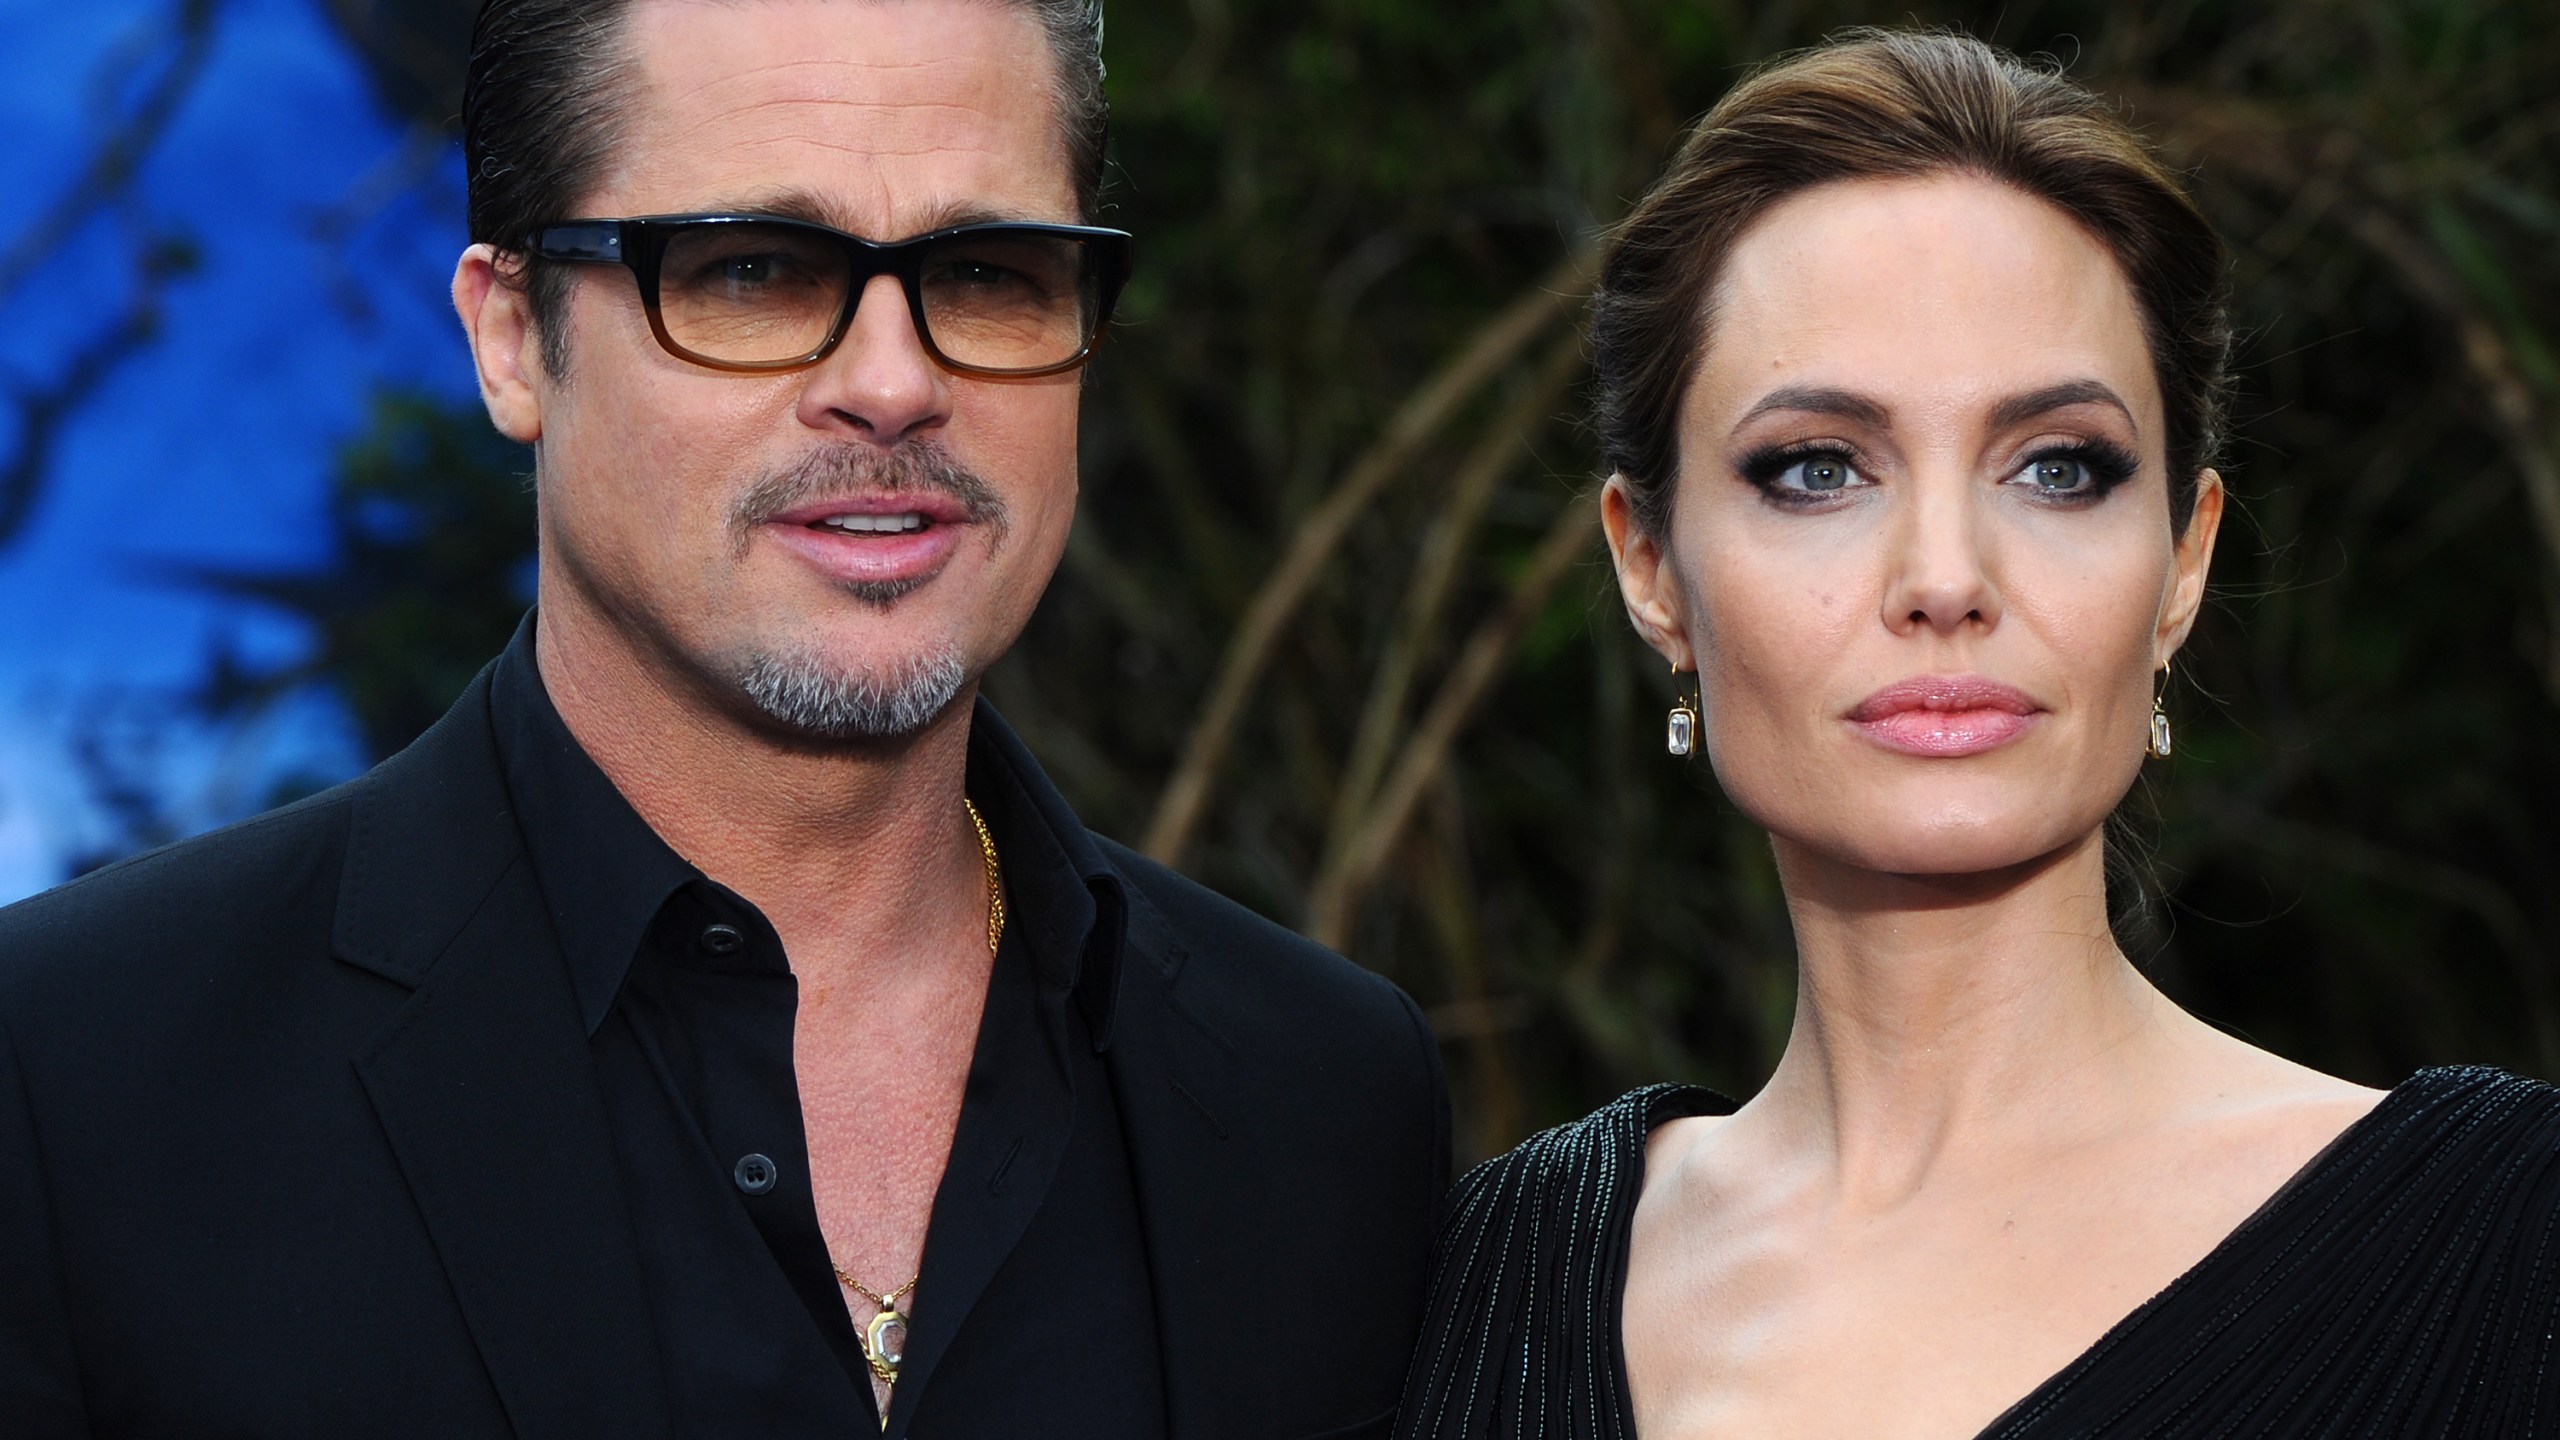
[245,0,2559,1162]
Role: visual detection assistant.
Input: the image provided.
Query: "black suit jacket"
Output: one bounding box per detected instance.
[0,667,1449,1439]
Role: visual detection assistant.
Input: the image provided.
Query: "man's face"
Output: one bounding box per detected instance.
[506,0,1085,741]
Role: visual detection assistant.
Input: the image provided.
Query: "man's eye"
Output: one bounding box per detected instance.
[716,256,779,285]
[929,260,1027,289]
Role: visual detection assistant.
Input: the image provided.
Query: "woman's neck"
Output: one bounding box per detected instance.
[1744,827,2207,1206]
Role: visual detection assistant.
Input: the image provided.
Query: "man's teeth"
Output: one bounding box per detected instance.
[817,513,929,534]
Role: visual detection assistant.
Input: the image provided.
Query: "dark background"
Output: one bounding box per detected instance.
[4,0,2554,1164]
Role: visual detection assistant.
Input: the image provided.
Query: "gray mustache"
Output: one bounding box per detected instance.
[730,443,1010,548]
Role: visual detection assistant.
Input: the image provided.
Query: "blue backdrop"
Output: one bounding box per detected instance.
[0,0,472,899]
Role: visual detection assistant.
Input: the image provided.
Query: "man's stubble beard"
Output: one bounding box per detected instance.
[709,440,1012,743]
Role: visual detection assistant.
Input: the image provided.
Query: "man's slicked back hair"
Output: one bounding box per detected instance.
[463,0,1110,377]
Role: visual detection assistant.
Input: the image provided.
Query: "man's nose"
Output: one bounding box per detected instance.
[1880,470,2003,637]
[794,273,952,446]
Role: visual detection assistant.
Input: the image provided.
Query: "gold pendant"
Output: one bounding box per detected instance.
[863,1303,909,1385]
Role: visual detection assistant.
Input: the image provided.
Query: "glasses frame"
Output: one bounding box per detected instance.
[527,213,1134,378]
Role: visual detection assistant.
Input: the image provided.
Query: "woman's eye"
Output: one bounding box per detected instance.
[1738,444,1886,502]
[1775,455,1861,493]
[2017,455,2095,493]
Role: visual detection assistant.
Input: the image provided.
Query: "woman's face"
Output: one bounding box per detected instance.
[1605,172,2222,878]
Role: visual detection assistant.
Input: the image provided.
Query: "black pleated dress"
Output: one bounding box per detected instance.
[1395,1066,2560,1439]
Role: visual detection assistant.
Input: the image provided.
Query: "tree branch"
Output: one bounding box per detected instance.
[2125,85,2560,702]
[1317,332,1585,878]
[1140,249,1596,866]
[0,284,167,548]
[0,0,222,310]
[1306,490,1602,947]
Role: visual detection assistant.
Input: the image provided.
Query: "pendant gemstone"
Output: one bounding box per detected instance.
[864,1308,908,1382]
[2150,711,2174,758]
[1667,707,1696,757]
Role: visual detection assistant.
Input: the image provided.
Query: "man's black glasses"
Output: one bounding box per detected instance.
[529,214,1134,378]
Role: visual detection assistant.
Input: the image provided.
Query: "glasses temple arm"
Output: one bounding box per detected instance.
[527,222,626,263]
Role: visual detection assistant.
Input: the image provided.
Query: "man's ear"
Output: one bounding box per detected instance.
[1600,474,1695,672]
[2156,468,2225,665]
[453,244,547,445]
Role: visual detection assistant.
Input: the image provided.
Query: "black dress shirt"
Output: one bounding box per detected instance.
[1,614,1445,1440]
[489,640,1166,1440]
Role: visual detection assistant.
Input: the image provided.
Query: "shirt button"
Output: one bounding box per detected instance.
[733,1153,779,1195]
[698,923,745,956]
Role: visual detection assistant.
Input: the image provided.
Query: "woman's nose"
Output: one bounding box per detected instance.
[1881,472,2002,637]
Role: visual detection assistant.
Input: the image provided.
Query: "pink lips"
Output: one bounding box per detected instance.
[760,493,974,590]
[1847,675,2043,757]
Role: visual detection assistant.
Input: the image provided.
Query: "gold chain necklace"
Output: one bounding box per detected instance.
[965,797,1005,957]
[831,799,1003,1400]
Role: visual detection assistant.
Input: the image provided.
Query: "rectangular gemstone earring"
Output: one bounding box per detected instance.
[2148,661,2174,759]
[1667,664,1699,757]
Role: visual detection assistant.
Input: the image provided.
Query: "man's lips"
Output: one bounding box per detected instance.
[758,493,975,588]
[1847,675,2044,758]
[763,493,976,530]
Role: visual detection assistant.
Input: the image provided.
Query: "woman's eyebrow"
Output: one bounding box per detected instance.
[1734,380,2138,435]
[1737,385,1891,428]
[1986,379,2137,432]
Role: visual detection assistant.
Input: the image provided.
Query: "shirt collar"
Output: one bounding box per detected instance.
[491,618,698,1034]
[488,614,1126,1046]
[963,696,1127,1050]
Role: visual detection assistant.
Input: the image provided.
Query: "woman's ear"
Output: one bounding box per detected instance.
[2156,468,2225,664]
[1601,474,1696,671]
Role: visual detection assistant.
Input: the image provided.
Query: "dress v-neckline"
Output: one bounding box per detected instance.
[1609,1077,2416,1440]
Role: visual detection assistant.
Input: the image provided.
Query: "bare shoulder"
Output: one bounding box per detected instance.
[1641,1111,1730,1191]
[2199,1032,2386,1123]
[2168,1030,2392,1203]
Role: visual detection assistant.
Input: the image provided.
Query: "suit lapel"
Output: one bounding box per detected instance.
[336,673,673,1440]
[1105,883,1279,1440]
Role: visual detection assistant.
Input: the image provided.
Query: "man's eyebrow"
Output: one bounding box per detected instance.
[1736,385,1892,430]
[912,205,1057,235]
[699,187,843,228]
[691,191,1053,238]
[1986,380,2137,433]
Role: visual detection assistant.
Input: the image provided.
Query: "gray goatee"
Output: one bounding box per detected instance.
[722,441,1007,740]
[734,644,969,741]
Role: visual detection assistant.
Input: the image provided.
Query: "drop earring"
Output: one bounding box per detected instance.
[2148,661,2174,759]
[1667,664,1699,757]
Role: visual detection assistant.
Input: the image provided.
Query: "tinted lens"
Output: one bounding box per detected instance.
[656,222,852,365]
[917,232,1102,373]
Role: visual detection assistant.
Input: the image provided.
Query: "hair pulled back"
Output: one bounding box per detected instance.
[1590,29,2231,537]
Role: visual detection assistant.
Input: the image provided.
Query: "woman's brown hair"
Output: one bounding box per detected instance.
[1591,28,2232,537]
